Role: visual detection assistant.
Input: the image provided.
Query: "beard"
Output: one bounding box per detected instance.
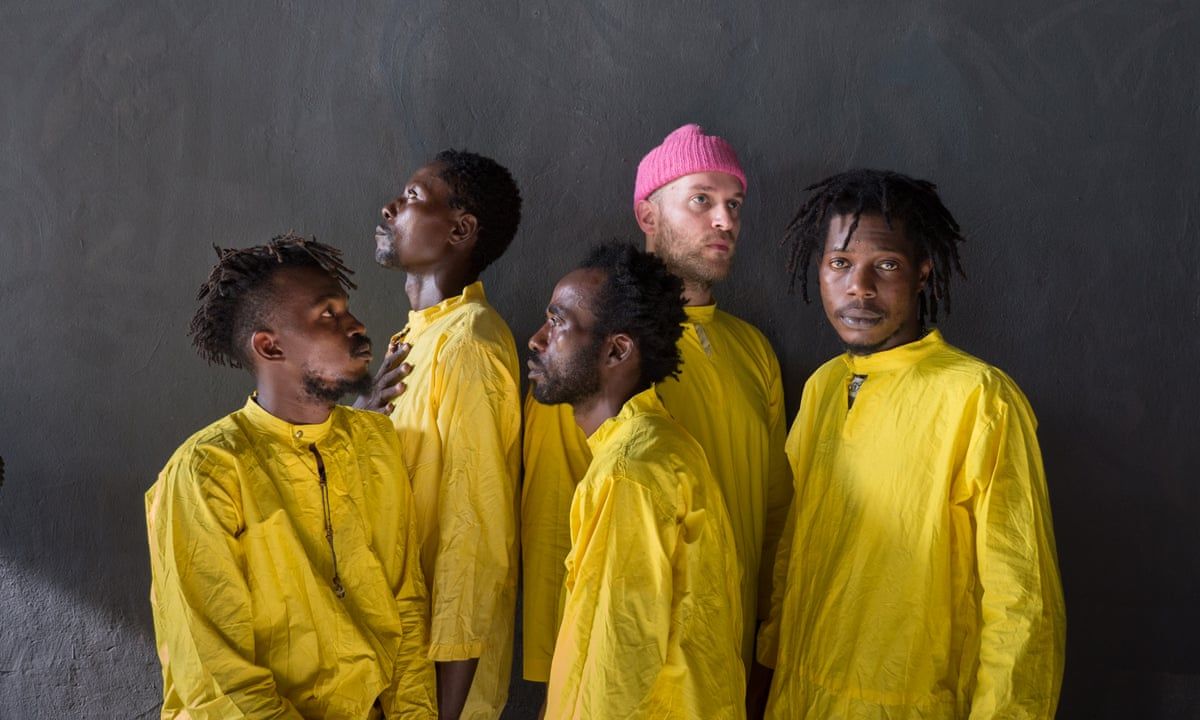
[374,226,403,268]
[302,367,374,403]
[530,339,603,406]
[652,220,733,289]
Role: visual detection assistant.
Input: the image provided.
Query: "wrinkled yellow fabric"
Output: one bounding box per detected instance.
[522,304,790,679]
[545,388,746,720]
[520,393,591,682]
[387,281,519,719]
[146,397,436,719]
[758,330,1066,719]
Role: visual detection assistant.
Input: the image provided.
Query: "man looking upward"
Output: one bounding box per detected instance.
[757,170,1066,718]
[530,243,745,719]
[522,125,792,689]
[147,235,436,718]
[367,150,522,720]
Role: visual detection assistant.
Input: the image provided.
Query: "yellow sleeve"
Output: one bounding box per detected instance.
[378,432,439,717]
[757,351,793,621]
[554,470,676,717]
[967,384,1066,718]
[754,492,795,669]
[145,447,303,720]
[520,392,592,681]
[429,341,520,661]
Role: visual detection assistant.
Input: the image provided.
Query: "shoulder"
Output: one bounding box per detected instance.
[918,340,1038,424]
[713,310,780,363]
[160,414,246,479]
[593,411,708,492]
[437,302,518,366]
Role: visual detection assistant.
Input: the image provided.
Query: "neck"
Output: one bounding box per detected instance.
[680,279,714,306]
[255,380,335,425]
[404,266,478,311]
[572,384,637,436]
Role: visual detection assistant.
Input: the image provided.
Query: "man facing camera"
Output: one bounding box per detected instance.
[531,243,745,719]
[146,235,436,719]
[756,170,1066,718]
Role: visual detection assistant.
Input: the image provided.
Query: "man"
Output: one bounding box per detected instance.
[522,125,792,689]
[757,170,1066,718]
[530,242,745,719]
[365,150,521,720]
[146,235,436,718]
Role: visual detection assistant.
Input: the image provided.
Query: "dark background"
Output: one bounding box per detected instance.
[1,1,1197,717]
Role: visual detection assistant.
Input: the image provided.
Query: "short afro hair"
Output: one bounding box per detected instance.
[434,149,522,275]
[189,233,355,369]
[580,241,687,390]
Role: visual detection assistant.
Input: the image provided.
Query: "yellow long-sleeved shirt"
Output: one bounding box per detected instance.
[146,397,436,719]
[545,388,745,719]
[522,303,790,679]
[387,281,520,719]
[758,330,1066,719]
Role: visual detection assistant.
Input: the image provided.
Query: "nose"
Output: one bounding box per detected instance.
[529,323,549,353]
[345,312,367,336]
[711,204,733,232]
[847,265,876,298]
[381,199,399,222]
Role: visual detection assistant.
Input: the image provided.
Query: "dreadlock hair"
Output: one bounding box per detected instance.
[781,168,967,325]
[580,241,687,390]
[433,149,522,275]
[188,233,356,369]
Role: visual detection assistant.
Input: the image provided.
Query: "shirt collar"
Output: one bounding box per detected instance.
[241,394,335,448]
[842,328,946,375]
[394,280,487,341]
[683,302,717,324]
[586,386,667,451]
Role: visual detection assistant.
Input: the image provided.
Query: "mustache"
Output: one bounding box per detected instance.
[837,302,886,315]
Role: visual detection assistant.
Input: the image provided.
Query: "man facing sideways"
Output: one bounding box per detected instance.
[756,170,1066,718]
[364,150,522,720]
[530,242,745,719]
[522,125,792,693]
[146,235,436,719]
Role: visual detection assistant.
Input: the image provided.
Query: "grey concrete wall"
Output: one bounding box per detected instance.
[1,1,1197,717]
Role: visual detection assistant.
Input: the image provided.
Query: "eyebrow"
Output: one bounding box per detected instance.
[311,291,348,306]
[687,184,744,197]
[546,302,566,317]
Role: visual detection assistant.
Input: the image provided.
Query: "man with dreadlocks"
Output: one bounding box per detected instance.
[529,242,744,719]
[367,151,522,720]
[146,235,437,718]
[755,170,1066,718]
[521,126,791,699]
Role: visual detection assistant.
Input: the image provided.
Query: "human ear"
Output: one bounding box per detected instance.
[250,330,285,364]
[605,333,635,366]
[634,199,658,237]
[917,257,933,291]
[449,213,479,248]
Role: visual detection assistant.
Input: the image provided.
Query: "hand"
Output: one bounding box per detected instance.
[353,341,412,414]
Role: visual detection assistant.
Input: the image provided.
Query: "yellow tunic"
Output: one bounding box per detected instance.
[758,330,1066,719]
[146,397,436,719]
[522,304,790,679]
[387,281,520,719]
[545,388,746,719]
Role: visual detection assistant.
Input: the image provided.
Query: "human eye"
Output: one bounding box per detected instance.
[690,194,709,205]
[727,199,741,210]
[828,257,850,269]
[878,259,900,271]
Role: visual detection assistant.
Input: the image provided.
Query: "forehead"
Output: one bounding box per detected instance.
[550,268,605,317]
[268,265,346,305]
[824,212,916,255]
[406,162,452,196]
[660,170,744,198]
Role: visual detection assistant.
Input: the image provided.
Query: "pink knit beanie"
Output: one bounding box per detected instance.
[633,124,747,207]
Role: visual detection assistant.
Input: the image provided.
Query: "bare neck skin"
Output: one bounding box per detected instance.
[254,377,334,426]
[404,266,479,312]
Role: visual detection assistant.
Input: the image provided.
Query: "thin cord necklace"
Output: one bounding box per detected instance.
[309,443,345,598]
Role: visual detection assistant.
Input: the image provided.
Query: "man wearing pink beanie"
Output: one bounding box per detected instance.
[522,124,792,712]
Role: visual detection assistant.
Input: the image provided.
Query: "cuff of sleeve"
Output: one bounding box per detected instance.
[428,640,486,662]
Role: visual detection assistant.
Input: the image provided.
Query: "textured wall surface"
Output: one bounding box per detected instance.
[1,1,1198,717]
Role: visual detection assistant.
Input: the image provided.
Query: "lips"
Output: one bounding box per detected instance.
[527,358,544,380]
[352,339,373,359]
[837,306,885,327]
